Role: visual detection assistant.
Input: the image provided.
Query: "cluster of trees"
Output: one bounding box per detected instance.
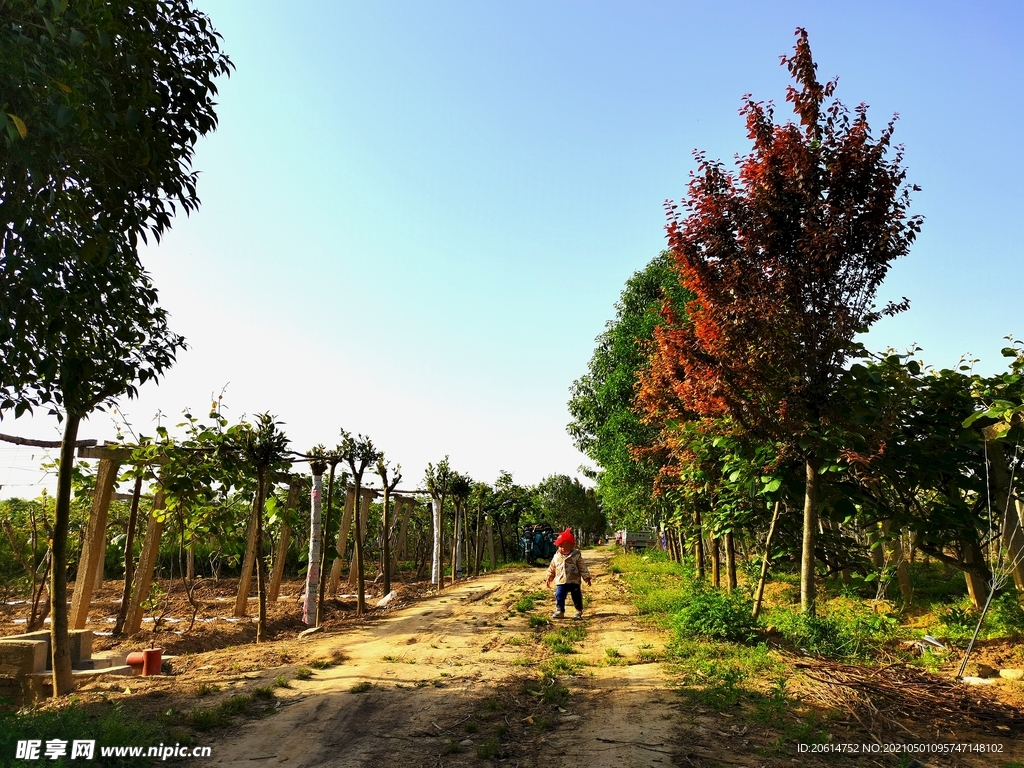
[1,0,232,695]
[569,29,1024,615]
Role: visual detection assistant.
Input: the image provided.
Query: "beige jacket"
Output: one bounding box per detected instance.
[547,549,591,585]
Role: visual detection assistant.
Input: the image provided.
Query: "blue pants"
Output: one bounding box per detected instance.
[555,583,583,613]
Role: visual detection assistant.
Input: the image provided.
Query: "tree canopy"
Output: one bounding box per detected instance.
[639,28,921,612]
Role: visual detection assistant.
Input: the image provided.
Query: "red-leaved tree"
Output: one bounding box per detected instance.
[638,28,922,614]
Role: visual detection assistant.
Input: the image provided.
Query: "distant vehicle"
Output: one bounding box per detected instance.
[615,529,657,552]
[520,523,557,565]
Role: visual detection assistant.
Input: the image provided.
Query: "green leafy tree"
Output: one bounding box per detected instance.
[0,0,231,694]
[568,252,691,527]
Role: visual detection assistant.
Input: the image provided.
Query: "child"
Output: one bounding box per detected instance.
[545,528,592,619]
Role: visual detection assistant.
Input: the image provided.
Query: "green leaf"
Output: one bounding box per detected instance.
[69,28,86,47]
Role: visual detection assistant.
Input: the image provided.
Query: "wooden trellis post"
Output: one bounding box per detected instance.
[126,491,166,634]
[329,488,356,595]
[70,446,130,630]
[347,488,375,588]
[269,477,301,602]
[233,496,261,617]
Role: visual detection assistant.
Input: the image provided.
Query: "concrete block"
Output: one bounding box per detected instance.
[0,640,48,677]
[69,630,93,664]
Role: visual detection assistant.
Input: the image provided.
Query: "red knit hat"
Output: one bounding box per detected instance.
[554,528,575,548]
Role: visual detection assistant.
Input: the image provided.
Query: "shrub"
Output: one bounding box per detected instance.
[772,611,851,657]
[989,591,1024,637]
[672,586,759,643]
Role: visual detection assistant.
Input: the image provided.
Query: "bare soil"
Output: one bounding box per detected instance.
[4,548,1024,767]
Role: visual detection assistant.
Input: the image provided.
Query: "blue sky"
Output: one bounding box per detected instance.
[3,0,1022,497]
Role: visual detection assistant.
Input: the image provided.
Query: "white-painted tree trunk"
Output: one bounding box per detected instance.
[431,499,441,586]
[303,471,324,626]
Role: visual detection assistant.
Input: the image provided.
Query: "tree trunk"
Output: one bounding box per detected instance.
[113,476,143,636]
[709,534,721,588]
[50,413,81,696]
[348,489,371,589]
[986,441,1024,590]
[450,501,461,586]
[474,502,484,576]
[303,469,323,626]
[752,501,782,620]
[317,463,339,619]
[962,535,990,610]
[254,471,269,643]
[801,457,820,615]
[431,498,443,588]
[881,521,913,602]
[487,517,496,571]
[693,508,705,580]
[381,486,392,596]
[354,479,366,615]
[725,530,737,592]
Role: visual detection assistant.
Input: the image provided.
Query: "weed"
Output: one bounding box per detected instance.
[543,684,570,707]
[529,615,550,628]
[505,635,524,646]
[187,694,255,730]
[511,657,534,666]
[672,585,759,643]
[274,675,290,688]
[495,723,508,737]
[540,656,583,679]
[514,596,536,613]
[442,738,461,754]
[464,721,478,733]
[605,647,622,658]
[195,681,219,697]
[476,739,499,758]
[350,682,373,693]
[253,685,274,698]
[485,698,500,711]
[310,658,337,670]
[382,654,401,662]
[294,667,313,680]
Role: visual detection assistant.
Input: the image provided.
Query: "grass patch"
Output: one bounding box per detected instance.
[528,615,550,628]
[349,682,373,693]
[273,675,290,688]
[194,681,219,697]
[294,667,313,680]
[0,703,180,765]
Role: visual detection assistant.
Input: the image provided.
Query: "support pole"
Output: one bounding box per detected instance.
[126,492,166,635]
[70,449,127,629]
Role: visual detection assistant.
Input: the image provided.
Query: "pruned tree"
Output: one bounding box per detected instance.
[339,430,381,615]
[641,28,921,614]
[376,457,402,597]
[224,414,290,642]
[424,458,454,588]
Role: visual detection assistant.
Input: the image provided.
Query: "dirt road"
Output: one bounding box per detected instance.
[199,547,1024,768]
[207,546,685,768]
